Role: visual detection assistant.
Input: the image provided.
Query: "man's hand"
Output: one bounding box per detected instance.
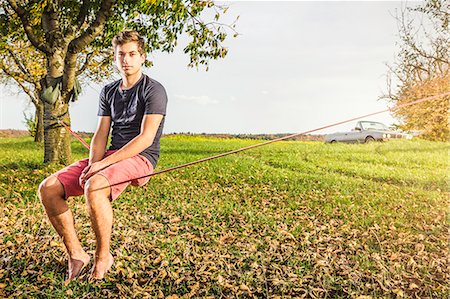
[79,114,163,188]
[79,161,108,188]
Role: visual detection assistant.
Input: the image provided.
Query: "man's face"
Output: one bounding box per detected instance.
[114,42,145,76]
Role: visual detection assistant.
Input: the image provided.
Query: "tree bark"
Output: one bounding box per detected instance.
[43,99,71,164]
[35,101,44,143]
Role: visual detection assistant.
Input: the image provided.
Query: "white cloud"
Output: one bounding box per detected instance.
[175,94,219,105]
[261,90,269,95]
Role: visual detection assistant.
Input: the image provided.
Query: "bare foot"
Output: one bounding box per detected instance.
[89,253,114,281]
[66,252,90,281]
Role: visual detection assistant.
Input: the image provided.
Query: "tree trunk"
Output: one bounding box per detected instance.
[34,101,44,143]
[43,99,71,164]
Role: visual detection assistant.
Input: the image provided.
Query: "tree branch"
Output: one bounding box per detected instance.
[1,64,38,105]
[76,0,89,29]
[69,0,115,54]
[6,48,37,83]
[6,0,50,54]
[76,51,94,76]
[62,0,115,95]
[65,0,89,39]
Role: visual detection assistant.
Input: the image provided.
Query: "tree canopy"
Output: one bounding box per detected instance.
[386,0,449,141]
[0,0,237,163]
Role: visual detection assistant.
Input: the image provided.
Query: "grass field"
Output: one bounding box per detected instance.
[0,136,448,298]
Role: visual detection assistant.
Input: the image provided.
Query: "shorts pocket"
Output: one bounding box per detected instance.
[131,155,154,186]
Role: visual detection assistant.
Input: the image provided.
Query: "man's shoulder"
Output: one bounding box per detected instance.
[141,74,165,90]
[100,79,121,99]
[103,78,122,91]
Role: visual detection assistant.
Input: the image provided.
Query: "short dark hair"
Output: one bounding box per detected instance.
[112,30,145,54]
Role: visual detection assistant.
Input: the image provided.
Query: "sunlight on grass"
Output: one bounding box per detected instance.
[0,136,448,298]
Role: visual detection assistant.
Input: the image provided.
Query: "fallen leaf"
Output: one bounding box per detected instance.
[170,217,181,223]
[240,283,250,292]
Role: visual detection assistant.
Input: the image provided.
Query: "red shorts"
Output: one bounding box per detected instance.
[53,150,154,201]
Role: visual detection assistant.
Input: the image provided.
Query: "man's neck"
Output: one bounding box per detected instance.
[121,71,143,90]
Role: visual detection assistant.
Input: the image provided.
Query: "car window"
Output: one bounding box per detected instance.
[360,122,387,131]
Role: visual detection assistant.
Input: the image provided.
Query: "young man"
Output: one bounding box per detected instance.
[38,30,167,281]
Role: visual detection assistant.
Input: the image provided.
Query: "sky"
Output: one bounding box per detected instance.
[0,1,418,135]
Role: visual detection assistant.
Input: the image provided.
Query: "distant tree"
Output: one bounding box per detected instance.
[23,111,37,138]
[385,0,449,141]
[0,38,46,142]
[0,0,237,164]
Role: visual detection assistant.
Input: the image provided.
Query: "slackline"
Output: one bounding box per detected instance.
[57,91,449,190]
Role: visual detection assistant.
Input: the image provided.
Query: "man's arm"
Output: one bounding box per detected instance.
[82,114,164,181]
[89,116,111,164]
[78,116,111,187]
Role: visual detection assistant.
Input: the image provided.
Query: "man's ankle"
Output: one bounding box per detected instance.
[68,249,88,260]
[95,252,112,261]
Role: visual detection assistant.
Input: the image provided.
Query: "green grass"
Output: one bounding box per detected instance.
[0,136,448,298]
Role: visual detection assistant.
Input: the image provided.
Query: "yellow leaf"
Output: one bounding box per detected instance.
[240,283,250,292]
[50,240,60,247]
[153,256,162,265]
[393,289,404,297]
[159,268,167,279]
[415,243,425,253]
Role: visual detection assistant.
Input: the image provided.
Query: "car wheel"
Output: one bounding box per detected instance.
[365,136,375,143]
[330,140,337,143]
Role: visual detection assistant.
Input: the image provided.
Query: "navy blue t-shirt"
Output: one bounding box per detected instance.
[97,74,168,168]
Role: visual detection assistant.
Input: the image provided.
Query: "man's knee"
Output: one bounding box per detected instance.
[39,176,68,216]
[84,175,111,202]
[38,176,64,205]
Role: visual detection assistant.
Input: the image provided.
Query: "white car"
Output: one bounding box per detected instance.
[325,121,412,143]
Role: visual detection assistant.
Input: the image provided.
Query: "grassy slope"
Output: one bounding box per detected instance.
[0,136,448,298]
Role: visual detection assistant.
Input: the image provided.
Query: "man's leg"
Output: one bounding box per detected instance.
[38,176,90,280]
[84,174,114,280]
